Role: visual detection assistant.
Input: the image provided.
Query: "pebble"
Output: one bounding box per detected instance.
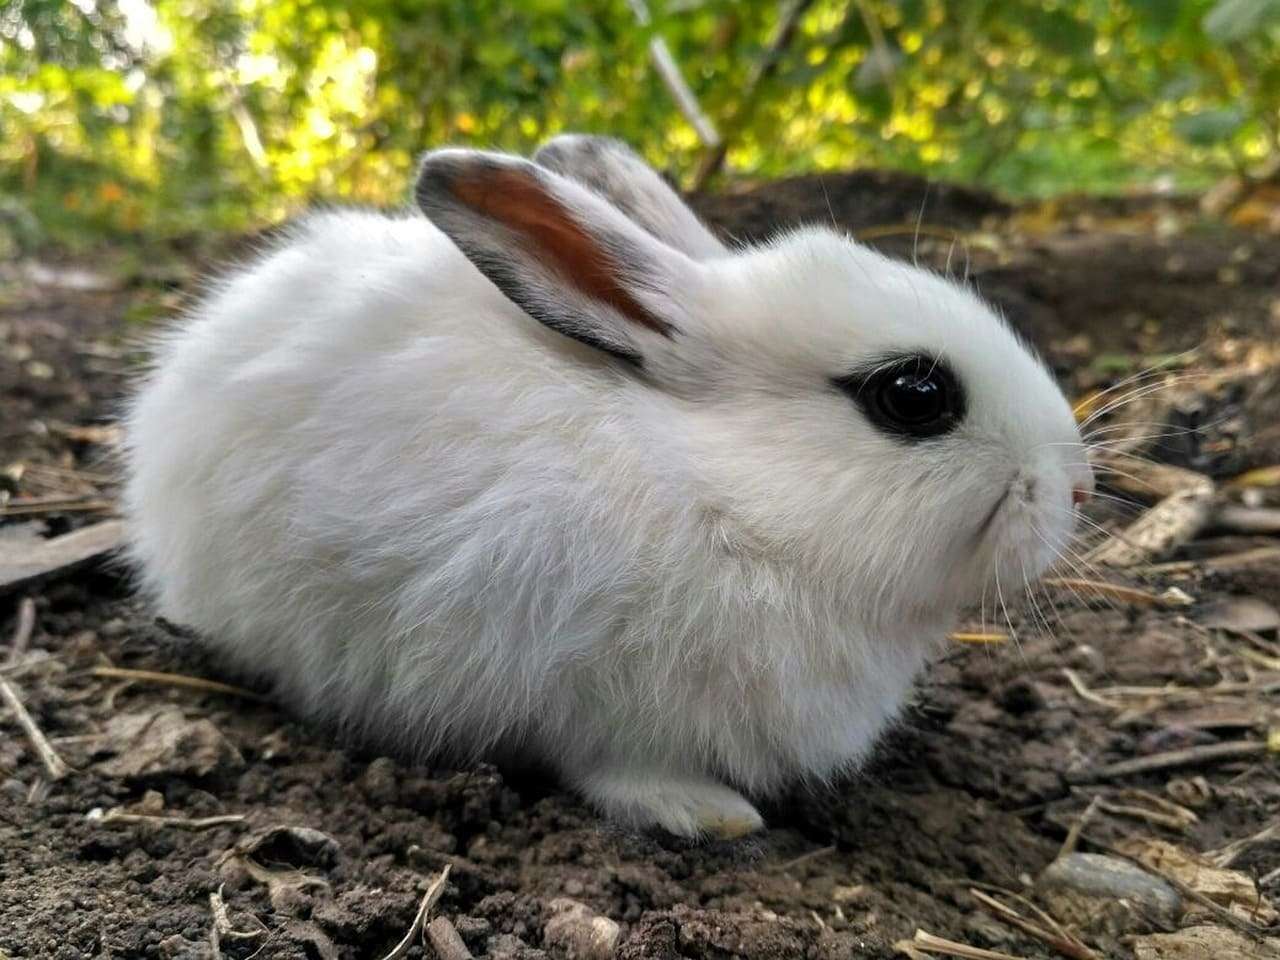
[360,756,399,805]
[544,897,621,960]
[100,617,127,638]
[1039,852,1181,920]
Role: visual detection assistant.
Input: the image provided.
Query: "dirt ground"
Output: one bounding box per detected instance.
[2,174,1280,960]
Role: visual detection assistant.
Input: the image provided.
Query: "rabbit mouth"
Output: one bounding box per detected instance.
[976,484,1014,539]
[972,474,1025,549]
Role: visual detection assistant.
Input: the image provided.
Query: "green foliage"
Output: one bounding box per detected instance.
[2,0,1278,247]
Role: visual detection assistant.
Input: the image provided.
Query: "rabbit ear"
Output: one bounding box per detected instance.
[416,149,698,366]
[534,135,728,260]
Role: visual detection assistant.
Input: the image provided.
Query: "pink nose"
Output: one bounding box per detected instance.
[1072,486,1091,507]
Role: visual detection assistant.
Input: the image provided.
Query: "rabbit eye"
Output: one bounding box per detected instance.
[834,355,965,440]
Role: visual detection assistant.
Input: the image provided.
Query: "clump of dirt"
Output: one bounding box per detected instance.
[691,168,1010,240]
[2,176,1279,959]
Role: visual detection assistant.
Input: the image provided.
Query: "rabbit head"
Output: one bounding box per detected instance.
[416,149,1091,633]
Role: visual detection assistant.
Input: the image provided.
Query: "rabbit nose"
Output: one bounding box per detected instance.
[1072,486,1091,507]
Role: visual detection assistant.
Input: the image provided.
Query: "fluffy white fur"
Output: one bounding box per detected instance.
[124,144,1090,838]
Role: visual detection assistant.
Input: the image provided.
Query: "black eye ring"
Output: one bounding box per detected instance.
[833,354,966,440]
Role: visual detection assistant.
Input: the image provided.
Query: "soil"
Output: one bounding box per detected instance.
[2,171,1280,960]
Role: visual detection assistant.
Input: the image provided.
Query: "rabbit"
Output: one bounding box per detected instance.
[124,141,1093,839]
[533,134,729,259]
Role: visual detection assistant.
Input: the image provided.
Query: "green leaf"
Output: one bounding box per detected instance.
[1128,0,1187,38]
[1025,10,1094,55]
[1173,106,1246,145]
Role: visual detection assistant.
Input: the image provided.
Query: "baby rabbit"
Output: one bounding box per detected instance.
[125,138,1092,838]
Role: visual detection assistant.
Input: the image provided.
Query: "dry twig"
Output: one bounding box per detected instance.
[1061,669,1278,712]
[0,497,115,518]
[775,845,836,873]
[379,864,452,960]
[626,0,720,149]
[1086,485,1215,568]
[968,889,1099,960]
[1066,740,1271,784]
[1058,796,1101,858]
[1092,797,1196,832]
[1061,670,1115,710]
[0,672,70,780]
[1143,545,1280,575]
[1090,453,1212,502]
[89,807,247,831]
[1215,504,1280,535]
[1209,822,1280,869]
[89,666,267,702]
[895,929,1030,960]
[426,917,474,960]
[963,882,1080,950]
[5,597,35,665]
[209,886,268,958]
[693,0,815,188]
[237,856,331,897]
[1042,578,1191,609]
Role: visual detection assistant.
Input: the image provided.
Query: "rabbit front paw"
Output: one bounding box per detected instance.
[576,766,764,840]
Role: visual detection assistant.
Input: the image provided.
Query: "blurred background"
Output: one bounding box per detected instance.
[2,0,1279,252]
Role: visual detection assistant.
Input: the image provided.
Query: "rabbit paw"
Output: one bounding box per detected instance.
[578,767,764,840]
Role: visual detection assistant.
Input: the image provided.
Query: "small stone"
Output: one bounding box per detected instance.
[1039,853,1181,926]
[453,916,493,948]
[544,898,621,960]
[1065,642,1106,673]
[67,630,99,656]
[360,757,399,805]
[487,933,547,960]
[95,707,244,779]
[269,883,312,917]
[217,858,253,892]
[100,618,127,638]
[256,728,291,761]
[157,934,206,959]
[831,884,868,904]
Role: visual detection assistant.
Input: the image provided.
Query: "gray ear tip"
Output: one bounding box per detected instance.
[414,149,537,210]
[414,149,463,204]
[534,134,633,168]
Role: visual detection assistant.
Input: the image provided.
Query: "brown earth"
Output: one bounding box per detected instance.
[2,174,1280,959]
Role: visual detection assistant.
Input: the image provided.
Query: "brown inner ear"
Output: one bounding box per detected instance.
[451,167,673,337]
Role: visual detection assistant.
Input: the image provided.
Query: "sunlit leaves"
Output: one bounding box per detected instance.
[2,0,1278,248]
[1175,106,1247,145]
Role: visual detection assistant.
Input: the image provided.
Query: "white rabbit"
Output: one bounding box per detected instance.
[124,142,1092,839]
